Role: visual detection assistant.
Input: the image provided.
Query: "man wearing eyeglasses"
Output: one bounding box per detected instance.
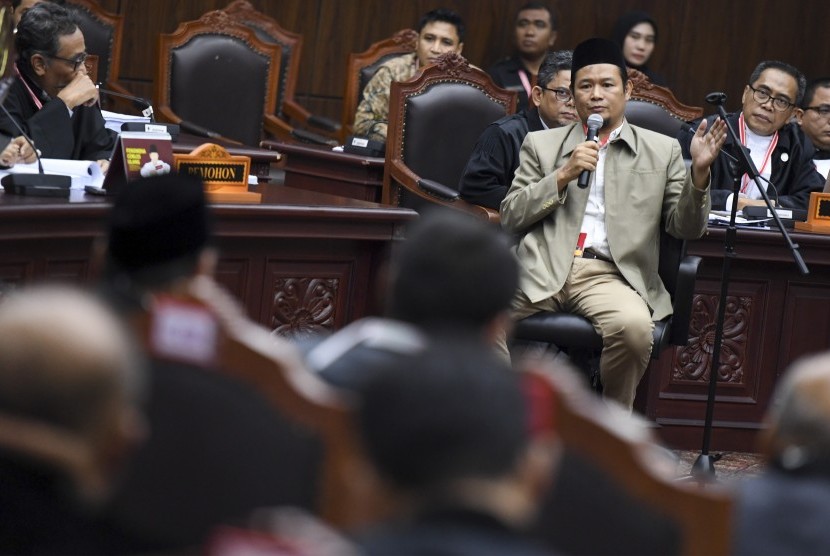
[460,50,577,210]
[678,61,824,211]
[797,77,830,179]
[0,2,115,171]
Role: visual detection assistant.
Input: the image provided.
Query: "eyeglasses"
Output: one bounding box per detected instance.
[747,84,795,111]
[42,52,88,72]
[804,105,830,120]
[541,86,572,102]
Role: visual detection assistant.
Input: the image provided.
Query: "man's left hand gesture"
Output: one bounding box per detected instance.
[689,117,727,190]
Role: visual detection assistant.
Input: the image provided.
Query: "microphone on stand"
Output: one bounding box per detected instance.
[578,113,604,189]
[96,84,154,120]
[0,98,71,197]
[96,84,184,140]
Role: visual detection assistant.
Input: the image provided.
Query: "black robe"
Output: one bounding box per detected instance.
[0,68,116,161]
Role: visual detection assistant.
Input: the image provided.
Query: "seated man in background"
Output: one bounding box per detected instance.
[0,285,146,554]
[355,340,558,556]
[0,3,115,171]
[306,208,518,391]
[678,60,824,211]
[352,8,465,142]
[499,38,726,410]
[97,174,318,553]
[460,50,576,210]
[734,351,830,555]
[487,2,558,112]
[797,77,830,178]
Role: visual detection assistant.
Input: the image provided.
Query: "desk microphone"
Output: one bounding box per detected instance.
[0,101,71,196]
[96,84,154,121]
[578,113,604,189]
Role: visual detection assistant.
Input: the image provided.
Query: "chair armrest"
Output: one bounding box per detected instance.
[283,100,341,133]
[669,255,702,346]
[418,178,459,200]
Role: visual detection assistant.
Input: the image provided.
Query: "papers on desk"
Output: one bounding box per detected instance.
[708,210,772,229]
[0,159,104,189]
[102,110,151,134]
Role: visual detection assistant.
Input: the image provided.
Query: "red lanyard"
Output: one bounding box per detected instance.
[13,64,45,111]
[738,113,778,194]
[517,69,532,100]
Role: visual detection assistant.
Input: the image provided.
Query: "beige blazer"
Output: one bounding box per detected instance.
[500,122,710,321]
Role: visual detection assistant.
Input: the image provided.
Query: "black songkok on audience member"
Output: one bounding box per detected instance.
[107,173,211,272]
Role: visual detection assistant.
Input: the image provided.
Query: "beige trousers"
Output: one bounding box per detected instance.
[499,257,654,409]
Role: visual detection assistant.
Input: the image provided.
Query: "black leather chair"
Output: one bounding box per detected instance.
[512,231,702,389]
[155,10,286,147]
[382,52,516,222]
[624,69,703,137]
[222,0,338,146]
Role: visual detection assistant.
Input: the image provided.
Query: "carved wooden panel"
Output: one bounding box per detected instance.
[263,260,354,339]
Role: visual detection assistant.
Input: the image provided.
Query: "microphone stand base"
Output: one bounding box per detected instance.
[1,173,72,197]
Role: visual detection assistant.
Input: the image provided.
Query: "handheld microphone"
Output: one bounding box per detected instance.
[96,84,154,121]
[578,113,604,189]
[0,103,71,197]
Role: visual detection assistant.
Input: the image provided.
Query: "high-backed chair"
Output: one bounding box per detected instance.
[64,0,130,99]
[625,69,704,137]
[221,0,338,145]
[512,230,702,389]
[121,280,373,535]
[523,367,733,556]
[155,10,286,147]
[382,52,516,222]
[341,28,418,143]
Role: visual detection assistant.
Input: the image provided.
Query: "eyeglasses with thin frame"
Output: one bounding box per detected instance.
[747,84,795,111]
[41,52,88,72]
[804,105,830,120]
[541,86,573,103]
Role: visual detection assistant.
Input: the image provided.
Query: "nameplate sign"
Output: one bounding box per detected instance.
[795,192,830,234]
[173,143,260,204]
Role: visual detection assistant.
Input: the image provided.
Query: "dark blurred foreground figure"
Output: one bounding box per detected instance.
[306,208,518,391]
[0,285,146,554]
[734,351,830,556]
[97,173,319,553]
[356,340,560,556]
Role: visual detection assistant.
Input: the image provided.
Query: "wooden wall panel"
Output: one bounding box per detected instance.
[106,0,830,129]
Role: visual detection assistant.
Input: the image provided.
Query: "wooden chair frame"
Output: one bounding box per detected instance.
[627,68,704,122]
[66,0,128,96]
[221,0,339,143]
[341,28,418,143]
[524,366,733,556]
[133,285,373,529]
[382,53,516,223]
[155,10,285,146]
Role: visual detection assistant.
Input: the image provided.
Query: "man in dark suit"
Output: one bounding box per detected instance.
[356,340,558,556]
[0,2,115,171]
[487,2,558,112]
[734,351,830,555]
[97,174,319,552]
[797,77,830,179]
[0,285,146,554]
[460,50,576,210]
[678,60,825,211]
